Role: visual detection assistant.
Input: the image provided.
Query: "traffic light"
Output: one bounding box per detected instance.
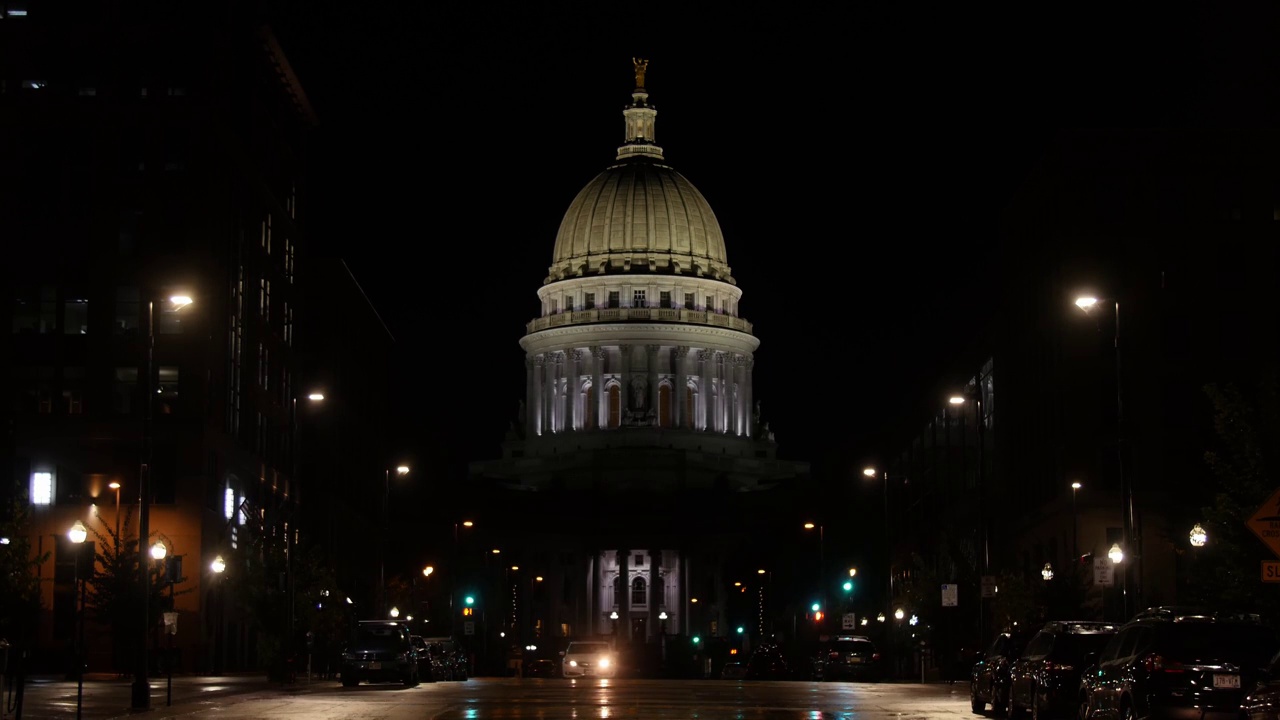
[736,626,744,635]
[692,635,701,645]
[811,602,821,612]
[813,611,825,622]
[464,595,475,606]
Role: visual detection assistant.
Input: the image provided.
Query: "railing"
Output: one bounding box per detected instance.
[526,308,753,334]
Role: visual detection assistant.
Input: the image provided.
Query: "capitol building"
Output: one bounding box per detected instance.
[469,60,808,654]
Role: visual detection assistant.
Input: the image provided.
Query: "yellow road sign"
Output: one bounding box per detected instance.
[1247,487,1280,559]
[1263,562,1280,583]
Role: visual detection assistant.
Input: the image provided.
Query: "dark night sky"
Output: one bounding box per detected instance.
[272,2,1279,491]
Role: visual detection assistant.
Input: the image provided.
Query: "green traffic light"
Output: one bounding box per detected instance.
[465,595,475,606]
[736,626,744,634]
[692,636,701,644]
[811,602,820,612]
[843,581,853,592]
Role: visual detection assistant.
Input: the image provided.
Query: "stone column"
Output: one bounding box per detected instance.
[744,357,754,438]
[532,355,545,436]
[734,355,746,436]
[619,345,632,422]
[591,346,605,429]
[646,344,660,423]
[544,352,559,434]
[648,549,661,642]
[680,551,689,635]
[674,346,689,429]
[617,549,630,641]
[565,350,580,431]
[698,349,714,432]
[525,356,536,438]
[588,551,599,636]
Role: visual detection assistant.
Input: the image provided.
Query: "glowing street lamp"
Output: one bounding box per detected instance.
[1041,563,1054,581]
[1108,543,1124,564]
[151,541,167,561]
[1189,523,1207,547]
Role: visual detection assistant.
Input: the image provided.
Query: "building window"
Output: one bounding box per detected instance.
[62,297,88,335]
[632,290,646,308]
[631,577,647,606]
[607,291,620,309]
[157,366,179,414]
[659,291,671,308]
[258,344,268,390]
[287,184,297,219]
[12,287,56,334]
[114,367,138,414]
[634,554,644,566]
[77,87,96,97]
[262,215,272,254]
[549,299,558,315]
[157,301,186,334]
[31,472,52,506]
[259,278,270,321]
[63,366,85,415]
[584,293,595,310]
[224,487,235,520]
[659,384,672,428]
[285,240,295,283]
[63,390,83,415]
[114,287,140,335]
[607,384,621,428]
[684,293,694,310]
[283,303,293,346]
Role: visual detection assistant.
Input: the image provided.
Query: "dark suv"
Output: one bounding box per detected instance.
[971,624,1042,715]
[1006,620,1117,719]
[1079,610,1278,720]
[815,635,883,682]
[340,620,421,687]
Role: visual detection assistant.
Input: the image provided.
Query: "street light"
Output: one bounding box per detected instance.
[1108,543,1124,564]
[108,482,122,540]
[68,520,87,720]
[1189,524,1207,547]
[379,465,411,616]
[1042,563,1054,581]
[135,292,193,710]
[1071,482,1082,560]
[862,467,905,631]
[1075,293,1135,618]
[803,522,825,622]
[286,390,325,676]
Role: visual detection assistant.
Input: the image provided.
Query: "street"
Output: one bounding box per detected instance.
[8,676,974,719]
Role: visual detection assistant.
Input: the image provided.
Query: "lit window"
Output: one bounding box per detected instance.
[63,298,88,334]
[157,366,179,414]
[224,487,235,520]
[32,472,52,505]
[238,496,246,525]
[632,290,646,307]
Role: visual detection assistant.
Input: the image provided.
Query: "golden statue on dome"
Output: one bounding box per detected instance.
[632,57,649,88]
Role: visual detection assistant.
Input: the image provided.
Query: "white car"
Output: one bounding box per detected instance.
[560,641,617,678]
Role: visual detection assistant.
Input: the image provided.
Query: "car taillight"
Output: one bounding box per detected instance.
[872,653,881,661]
[828,652,840,661]
[1142,654,1184,673]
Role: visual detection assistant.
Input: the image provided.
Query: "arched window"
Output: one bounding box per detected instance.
[607,384,621,428]
[583,384,595,430]
[612,575,621,607]
[631,576,647,606]
[658,383,672,428]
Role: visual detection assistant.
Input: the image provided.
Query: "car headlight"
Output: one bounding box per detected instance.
[569,660,578,667]
[598,657,611,668]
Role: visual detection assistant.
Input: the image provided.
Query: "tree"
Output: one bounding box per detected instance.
[1189,373,1280,626]
[0,494,49,648]
[82,508,191,673]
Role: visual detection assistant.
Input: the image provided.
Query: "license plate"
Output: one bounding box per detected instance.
[1213,674,1239,689]
[848,658,863,664]
[368,662,381,670]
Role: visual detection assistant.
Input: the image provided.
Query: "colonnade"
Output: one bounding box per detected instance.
[524,345,754,439]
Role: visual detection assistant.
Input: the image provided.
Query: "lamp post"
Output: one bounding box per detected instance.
[450,520,473,636]
[946,388,989,645]
[379,465,410,617]
[286,391,323,681]
[862,467,907,634]
[803,522,824,624]
[108,481,121,540]
[1076,295,1135,619]
[133,294,192,710]
[1071,482,1082,560]
[68,520,88,720]
[210,554,226,673]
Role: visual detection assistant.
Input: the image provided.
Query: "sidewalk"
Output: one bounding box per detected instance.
[1,672,333,719]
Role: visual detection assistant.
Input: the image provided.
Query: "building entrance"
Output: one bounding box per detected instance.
[631,617,647,641]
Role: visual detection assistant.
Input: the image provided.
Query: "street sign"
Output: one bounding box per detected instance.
[1247,487,1280,559]
[980,576,996,598]
[1093,557,1114,586]
[1264,562,1280,583]
[941,584,958,607]
[463,621,475,636]
[842,613,856,629]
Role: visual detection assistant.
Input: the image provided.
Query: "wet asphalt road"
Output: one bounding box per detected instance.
[8,676,975,719]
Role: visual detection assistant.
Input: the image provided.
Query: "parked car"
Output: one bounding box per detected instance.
[341,620,421,687]
[1079,609,1279,720]
[1005,620,1117,719]
[815,635,883,682]
[1242,647,1280,720]
[561,640,617,678]
[523,658,559,678]
[971,624,1042,714]
[421,636,468,680]
[408,636,437,683]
